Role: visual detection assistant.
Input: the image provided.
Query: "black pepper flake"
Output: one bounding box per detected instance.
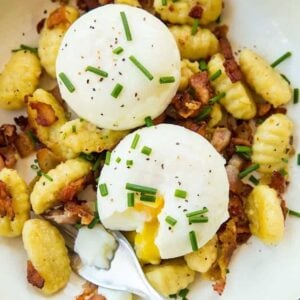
[91,97,94,100]
[92,88,96,92]
[100,113,104,116]
[119,72,123,76]
[176,142,180,145]
[81,56,84,59]
[65,43,68,47]
[134,92,138,97]
[122,58,126,62]
[183,209,187,212]
[161,164,164,169]
[146,158,150,161]
[99,78,104,82]
[120,104,125,108]
[43,9,47,14]
[168,227,172,231]
[209,170,212,173]
[178,181,182,186]
[90,26,95,29]
[22,32,25,36]
[94,19,97,23]
[87,79,90,84]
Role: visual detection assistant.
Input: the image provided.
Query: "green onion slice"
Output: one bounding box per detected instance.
[131,133,140,149]
[209,92,226,104]
[99,183,109,196]
[194,106,212,122]
[198,59,208,71]
[186,207,208,218]
[189,231,198,252]
[288,209,300,218]
[126,183,157,195]
[86,66,108,78]
[297,153,300,165]
[116,157,122,163]
[59,72,75,93]
[239,164,260,179]
[141,146,152,156]
[12,44,38,53]
[113,46,124,55]
[129,55,154,81]
[105,151,111,165]
[144,116,154,127]
[210,69,222,81]
[271,51,292,68]
[188,216,208,223]
[178,288,189,298]
[235,145,252,153]
[92,156,101,171]
[294,88,299,104]
[165,215,177,226]
[159,76,175,84]
[120,11,132,41]
[191,19,199,35]
[140,194,156,202]
[126,160,133,167]
[111,83,123,98]
[127,192,135,207]
[161,0,167,5]
[249,175,259,186]
[88,217,99,229]
[174,189,187,199]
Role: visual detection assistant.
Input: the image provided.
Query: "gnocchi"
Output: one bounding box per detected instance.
[252,113,293,174]
[245,185,284,244]
[180,59,200,91]
[239,49,292,107]
[52,119,129,159]
[38,6,80,78]
[0,51,41,110]
[184,235,218,273]
[170,25,219,60]
[208,53,257,119]
[30,158,92,214]
[144,258,195,296]
[27,88,67,150]
[22,219,71,294]
[0,168,30,237]
[154,0,222,26]
[115,0,141,7]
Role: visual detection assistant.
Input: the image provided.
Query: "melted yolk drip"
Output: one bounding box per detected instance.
[134,195,164,265]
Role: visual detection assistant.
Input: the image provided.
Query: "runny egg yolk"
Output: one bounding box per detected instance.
[134,196,164,265]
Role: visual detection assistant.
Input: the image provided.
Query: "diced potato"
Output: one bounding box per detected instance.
[179,59,200,91]
[0,168,30,237]
[245,185,284,244]
[144,258,195,296]
[30,158,92,214]
[22,219,71,294]
[0,51,41,110]
[38,6,80,78]
[184,235,218,273]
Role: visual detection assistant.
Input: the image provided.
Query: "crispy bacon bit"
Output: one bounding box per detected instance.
[172,92,202,119]
[65,201,94,225]
[281,199,288,219]
[14,116,29,132]
[231,137,251,147]
[213,280,226,296]
[211,128,231,152]
[0,146,17,168]
[269,171,286,195]
[76,282,103,300]
[36,18,46,34]
[223,59,243,83]
[76,0,104,11]
[89,296,106,300]
[0,124,17,146]
[0,181,14,220]
[226,164,241,193]
[258,103,272,117]
[0,156,5,171]
[30,102,58,127]
[188,5,203,19]
[190,72,214,104]
[273,106,287,115]
[153,112,167,125]
[14,132,35,158]
[233,122,253,144]
[179,120,207,137]
[27,261,45,289]
[47,6,69,29]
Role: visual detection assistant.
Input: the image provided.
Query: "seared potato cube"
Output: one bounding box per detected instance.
[0,168,30,237]
[0,51,41,110]
[22,219,71,294]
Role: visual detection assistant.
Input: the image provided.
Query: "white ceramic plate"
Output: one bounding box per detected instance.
[0,1,300,299]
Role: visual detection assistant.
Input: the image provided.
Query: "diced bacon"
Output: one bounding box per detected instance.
[189,5,203,19]
[172,92,201,119]
[190,72,214,104]
[211,128,231,152]
[30,102,58,127]
[27,261,45,289]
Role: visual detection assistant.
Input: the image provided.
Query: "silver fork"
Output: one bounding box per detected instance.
[55,223,165,300]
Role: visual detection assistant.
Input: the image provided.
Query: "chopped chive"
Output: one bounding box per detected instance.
[189,231,198,252]
[178,288,189,298]
[161,0,167,5]
[239,164,260,179]
[41,172,53,181]
[186,207,208,218]
[298,153,300,165]
[125,183,157,195]
[86,66,108,78]
[99,183,109,196]
[281,74,290,84]
[75,223,83,230]
[105,151,111,165]
[141,146,152,156]
[209,92,226,104]
[92,156,101,171]
[129,55,153,81]
[279,168,288,177]
[165,215,177,226]
[271,51,292,68]
[191,19,199,35]
[59,72,75,93]
[127,192,135,207]
[12,44,38,54]
[281,157,289,163]
[194,106,212,122]
[72,125,77,133]
[140,194,156,202]
[120,11,132,41]
[111,83,123,98]
[294,88,299,104]
[116,157,121,163]
[249,175,259,186]
[159,76,175,84]
[79,152,95,162]
[126,160,133,167]
[198,59,208,71]
[144,116,154,127]
[131,133,140,149]
[88,217,99,229]
[210,69,222,81]
[30,164,39,170]
[174,189,187,199]
[169,294,177,299]
[288,209,300,218]
[188,216,208,223]
[235,145,252,153]
[112,46,124,55]
[256,118,264,125]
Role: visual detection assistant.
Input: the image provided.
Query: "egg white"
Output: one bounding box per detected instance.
[97,124,229,259]
[56,4,180,130]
